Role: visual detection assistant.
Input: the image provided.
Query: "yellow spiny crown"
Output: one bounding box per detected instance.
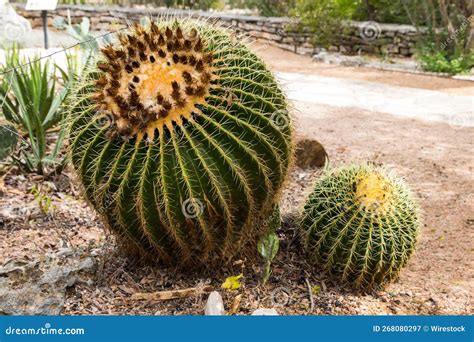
[93,22,214,141]
[355,171,393,213]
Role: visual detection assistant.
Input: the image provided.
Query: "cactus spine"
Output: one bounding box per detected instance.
[300,164,420,289]
[68,20,293,266]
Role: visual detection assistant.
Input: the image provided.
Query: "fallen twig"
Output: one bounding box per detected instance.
[128,285,213,302]
[304,277,315,312]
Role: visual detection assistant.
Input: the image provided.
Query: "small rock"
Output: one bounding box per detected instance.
[205,291,225,316]
[298,172,307,180]
[55,247,75,258]
[251,308,279,316]
[0,249,98,315]
[295,138,328,168]
[42,181,57,192]
[313,51,366,67]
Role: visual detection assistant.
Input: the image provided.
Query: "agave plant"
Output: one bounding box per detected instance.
[68,20,293,266]
[53,14,103,69]
[0,48,73,175]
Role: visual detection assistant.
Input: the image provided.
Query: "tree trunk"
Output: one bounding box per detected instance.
[460,0,473,51]
[467,18,474,51]
[364,0,375,21]
[438,0,457,52]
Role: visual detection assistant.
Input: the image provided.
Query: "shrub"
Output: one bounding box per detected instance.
[68,20,294,266]
[404,1,473,75]
[417,43,474,74]
[291,0,359,47]
[300,164,421,290]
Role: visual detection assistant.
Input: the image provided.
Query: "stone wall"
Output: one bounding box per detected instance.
[14,4,423,57]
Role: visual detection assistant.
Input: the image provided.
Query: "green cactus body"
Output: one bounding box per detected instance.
[68,21,293,265]
[300,164,420,289]
[0,122,18,161]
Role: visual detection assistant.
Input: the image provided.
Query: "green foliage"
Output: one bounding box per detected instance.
[291,0,472,74]
[53,15,102,69]
[412,2,472,74]
[258,232,279,284]
[226,0,295,17]
[297,0,468,26]
[0,121,18,161]
[181,0,222,10]
[68,20,294,266]
[350,0,417,24]
[31,185,56,215]
[0,47,71,175]
[417,43,474,74]
[62,17,97,50]
[291,0,359,46]
[300,164,420,290]
[258,205,281,284]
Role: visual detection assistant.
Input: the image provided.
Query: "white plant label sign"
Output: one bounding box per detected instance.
[25,0,58,11]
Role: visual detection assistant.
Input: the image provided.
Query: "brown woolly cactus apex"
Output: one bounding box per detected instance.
[68,20,293,266]
[93,24,215,140]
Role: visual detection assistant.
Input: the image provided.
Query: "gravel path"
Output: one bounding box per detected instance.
[277,71,473,126]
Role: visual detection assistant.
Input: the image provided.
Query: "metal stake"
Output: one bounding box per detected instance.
[41,10,48,49]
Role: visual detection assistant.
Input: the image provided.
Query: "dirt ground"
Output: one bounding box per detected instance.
[0,44,472,315]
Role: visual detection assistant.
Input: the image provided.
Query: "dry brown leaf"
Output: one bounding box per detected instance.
[230,294,243,315]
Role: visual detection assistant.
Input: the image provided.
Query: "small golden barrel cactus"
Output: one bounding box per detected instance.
[68,20,293,266]
[300,164,420,289]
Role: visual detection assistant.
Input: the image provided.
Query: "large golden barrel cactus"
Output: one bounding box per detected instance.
[68,20,293,266]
